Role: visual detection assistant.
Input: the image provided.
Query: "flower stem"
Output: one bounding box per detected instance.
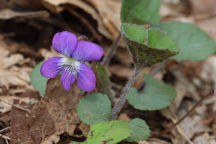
[111,65,144,119]
[102,32,121,67]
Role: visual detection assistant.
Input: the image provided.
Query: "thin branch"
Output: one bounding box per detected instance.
[0,127,10,133]
[0,134,11,140]
[161,90,214,136]
[102,32,121,67]
[111,65,144,119]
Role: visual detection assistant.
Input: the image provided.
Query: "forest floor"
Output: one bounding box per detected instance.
[0,0,216,144]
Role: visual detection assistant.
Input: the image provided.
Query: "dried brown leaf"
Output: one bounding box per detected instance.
[0,95,38,113]
[42,0,120,39]
[42,77,81,136]
[190,0,216,14]
[10,105,55,144]
[0,54,24,69]
[109,65,133,78]
[88,0,121,38]
[197,17,216,42]
[10,77,82,144]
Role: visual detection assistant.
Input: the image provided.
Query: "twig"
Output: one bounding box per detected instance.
[111,65,144,119]
[0,134,11,140]
[176,125,194,144]
[161,90,214,136]
[102,32,121,67]
[0,127,10,133]
[0,127,10,144]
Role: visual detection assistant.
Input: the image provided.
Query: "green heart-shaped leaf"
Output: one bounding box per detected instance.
[30,62,48,96]
[87,121,131,144]
[122,23,179,66]
[127,74,176,110]
[77,93,111,125]
[121,0,160,24]
[126,118,150,142]
[152,21,215,60]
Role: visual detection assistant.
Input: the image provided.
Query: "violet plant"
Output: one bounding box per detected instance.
[40,31,103,92]
[30,0,215,143]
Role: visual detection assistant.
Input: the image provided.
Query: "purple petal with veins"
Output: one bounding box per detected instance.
[40,57,63,78]
[52,31,77,57]
[77,63,96,92]
[60,69,76,90]
[72,41,103,62]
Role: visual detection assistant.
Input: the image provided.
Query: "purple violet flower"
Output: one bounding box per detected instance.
[40,31,103,92]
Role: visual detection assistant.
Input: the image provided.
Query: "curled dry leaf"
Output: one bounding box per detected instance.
[87,0,121,38]
[42,0,121,39]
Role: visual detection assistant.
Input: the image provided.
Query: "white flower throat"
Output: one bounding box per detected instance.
[59,57,80,74]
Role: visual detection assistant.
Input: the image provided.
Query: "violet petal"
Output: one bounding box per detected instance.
[72,41,103,61]
[60,69,76,90]
[52,31,77,57]
[77,63,96,92]
[40,57,63,78]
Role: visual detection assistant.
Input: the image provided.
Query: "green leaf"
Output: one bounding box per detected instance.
[126,118,150,142]
[77,93,111,125]
[122,23,147,43]
[87,121,131,144]
[148,28,179,53]
[30,62,48,96]
[152,21,216,60]
[122,23,179,66]
[121,0,160,24]
[127,74,176,110]
[96,64,113,101]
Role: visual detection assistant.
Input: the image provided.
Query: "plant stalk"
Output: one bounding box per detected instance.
[111,65,143,119]
[102,32,121,67]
